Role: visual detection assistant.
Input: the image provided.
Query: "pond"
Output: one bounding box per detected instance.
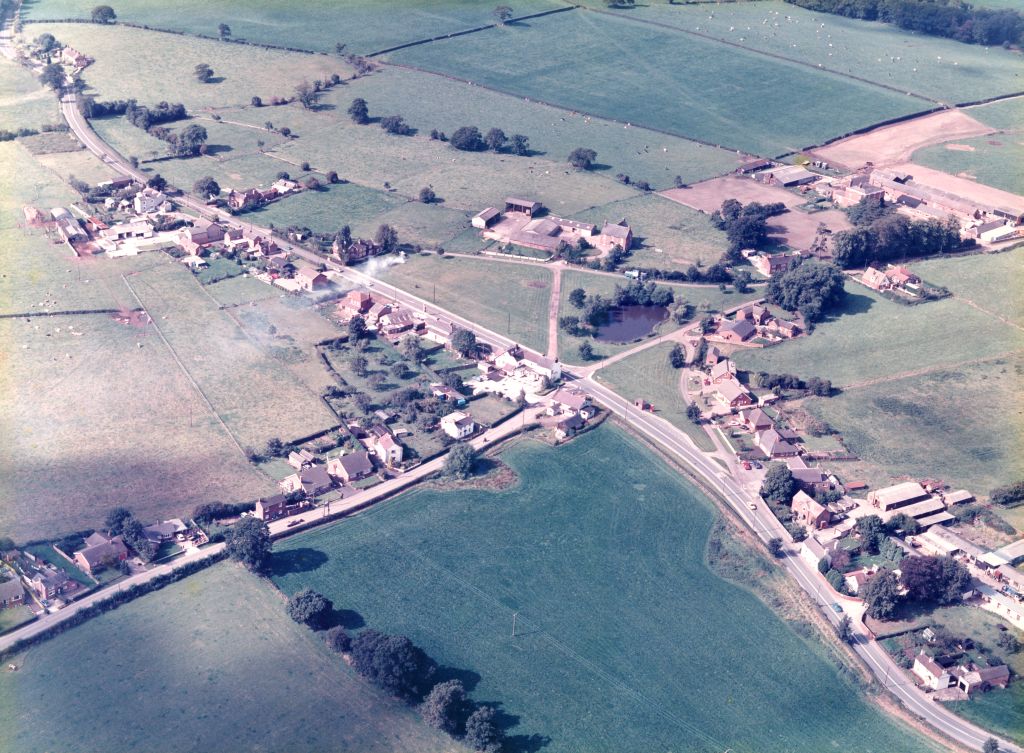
[593,304,668,343]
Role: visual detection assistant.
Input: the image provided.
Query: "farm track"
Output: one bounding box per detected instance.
[838,349,1024,391]
[953,295,1024,333]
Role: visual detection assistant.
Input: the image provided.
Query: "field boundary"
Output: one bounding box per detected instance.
[0,307,127,319]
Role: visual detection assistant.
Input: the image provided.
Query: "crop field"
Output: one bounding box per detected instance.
[126,260,338,448]
[912,136,1024,197]
[0,564,456,753]
[0,313,274,541]
[613,1,1024,105]
[804,354,1024,494]
[270,425,938,753]
[388,9,924,157]
[731,288,1024,388]
[968,96,1024,131]
[912,247,1024,328]
[24,0,566,55]
[575,194,730,269]
[377,254,551,353]
[32,24,354,110]
[0,56,58,131]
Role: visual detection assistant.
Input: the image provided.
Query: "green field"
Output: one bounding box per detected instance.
[0,563,459,753]
[913,247,1024,328]
[377,254,552,353]
[611,1,1024,104]
[967,96,1024,131]
[731,287,1023,388]
[23,0,565,54]
[388,9,925,156]
[0,56,59,131]
[204,274,280,306]
[270,425,938,753]
[913,136,1024,196]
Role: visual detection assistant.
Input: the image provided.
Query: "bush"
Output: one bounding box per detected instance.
[449,126,486,151]
[325,625,351,653]
[349,629,436,700]
[286,588,334,629]
[420,679,468,735]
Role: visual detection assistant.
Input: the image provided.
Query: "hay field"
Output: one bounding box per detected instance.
[0,564,457,753]
[615,1,1024,104]
[23,0,565,54]
[388,9,924,156]
[270,425,940,753]
[0,56,58,131]
[126,260,338,448]
[376,254,552,353]
[912,136,1024,197]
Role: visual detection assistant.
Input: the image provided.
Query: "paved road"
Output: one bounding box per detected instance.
[54,93,1019,753]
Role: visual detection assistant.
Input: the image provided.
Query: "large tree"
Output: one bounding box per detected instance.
[174,123,208,157]
[444,443,477,480]
[464,705,503,753]
[347,98,369,125]
[295,81,319,110]
[508,133,530,156]
[347,315,368,341]
[900,555,972,605]
[493,5,514,24]
[766,259,846,323]
[450,126,486,152]
[862,569,901,620]
[759,463,795,503]
[194,63,214,83]
[104,506,134,536]
[375,224,398,253]
[91,5,116,23]
[420,679,468,734]
[484,128,507,152]
[193,176,220,199]
[218,22,231,40]
[568,147,597,170]
[39,63,65,91]
[286,588,334,629]
[854,514,885,555]
[226,517,272,572]
[450,327,477,358]
[349,629,436,700]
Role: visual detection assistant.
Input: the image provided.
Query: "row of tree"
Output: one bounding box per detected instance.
[710,198,787,258]
[752,371,833,397]
[833,201,966,269]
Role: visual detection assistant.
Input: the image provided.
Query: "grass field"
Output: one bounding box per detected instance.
[0,56,58,131]
[388,9,924,156]
[613,1,1024,105]
[23,0,565,54]
[0,604,34,634]
[731,287,1023,388]
[204,274,280,306]
[803,354,1024,495]
[270,425,938,753]
[0,563,459,753]
[913,136,1024,196]
[126,260,337,448]
[912,247,1024,328]
[592,343,715,450]
[376,254,552,353]
[33,146,119,186]
[967,96,1024,131]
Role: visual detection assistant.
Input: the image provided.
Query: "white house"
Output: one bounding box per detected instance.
[441,411,476,439]
[133,187,166,214]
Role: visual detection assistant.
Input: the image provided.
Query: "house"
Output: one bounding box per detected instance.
[339,290,372,317]
[600,220,633,250]
[861,267,891,291]
[424,318,456,346]
[756,428,799,458]
[714,380,755,409]
[265,253,294,276]
[913,652,953,691]
[255,494,288,521]
[73,532,128,574]
[287,449,316,470]
[369,426,403,467]
[735,304,772,326]
[547,387,593,417]
[748,250,802,277]
[520,352,561,382]
[280,465,334,496]
[472,207,501,229]
[380,308,416,336]
[296,267,329,292]
[790,467,831,495]
[30,570,72,600]
[888,266,920,289]
[844,567,875,595]
[555,413,585,439]
[60,46,91,67]
[441,411,476,439]
[180,219,228,247]
[493,347,521,373]
[709,359,737,384]
[800,536,829,570]
[327,450,374,483]
[133,187,166,214]
[505,197,543,216]
[741,408,773,433]
[143,519,188,544]
[365,302,392,327]
[717,318,756,343]
[767,318,801,338]
[0,577,25,608]
[869,482,931,512]
[227,188,265,211]
[792,490,831,530]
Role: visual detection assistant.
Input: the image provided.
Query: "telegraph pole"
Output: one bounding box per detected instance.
[511,612,518,638]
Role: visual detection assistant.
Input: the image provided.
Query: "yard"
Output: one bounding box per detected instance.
[376,254,552,353]
[0,563,459,753]
[387,8,925,156]
[270,425,940,753]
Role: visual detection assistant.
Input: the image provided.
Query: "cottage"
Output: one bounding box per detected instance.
[73,532,128,574]
[441,411,476,439]
[767,318,801,338]
[599,219,633,250]
[369,426,403,467]
[913,652,953,691]
[709,359,737,384]
[714,380,755,409]
[0,577,25,609]
[717,318,756,343]
[327,450,375,483]
[280,465,334,496]
[472,207,501,229]
[60,46,91,67]
[741,407,773,433]
[756,428,799,458]
[792,490,831,530]
[800,536,829,570]
[133,187,166,214]
[748,250,802,277]
[287,449,316,470]
[255,494,288,521]
[296,267,329,292]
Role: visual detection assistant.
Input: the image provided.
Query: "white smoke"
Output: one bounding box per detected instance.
[361,251,406,279]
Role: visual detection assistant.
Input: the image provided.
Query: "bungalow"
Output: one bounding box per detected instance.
[143,519,188,544]
[368,426,403,467]
[441,411,476,439]
[913,652,953,691]
[133,187,166,214]
[547,387,593,417]
[327,450,375,483]
[472,207,501,229]
[287,449,316,470]
[73,532,129,574]
[339,290,372,317]
[280,465,334,496]
[792,490,831,530]
[741,407,773,433]
[717,318,756,343]
[296,267,329,292]
[714,380,755,409]
[0,577,25,609]
[555,413,585,440]
[756,428,799,458]
[227,188,265,211]
[600,219,633,250]
[255,494,288,521]
[709,358,737,384]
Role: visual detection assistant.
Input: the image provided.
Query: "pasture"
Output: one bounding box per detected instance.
[968,96,1024,131]
[22,0,566,54]
[803,354,1024,495]
[0,56,58,131]
[912,247,1024,328]
[388,8,925,156]
[204,274,280,306]
[270,425,939,753]
[912,136,1024,197]
[0,564,457,753]
[614,1,1024,104]
[126,260,338,449]
[376,254,551,353]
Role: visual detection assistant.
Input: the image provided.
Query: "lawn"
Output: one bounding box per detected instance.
[126,260,338,448]
[912,247,1024,328]
[0,563,459,753]
[387,8,925,156]
[731,287,1023,388]
[0,55,58,131]
[270,425,939,753]
[803,354,1024,496]
[376,254,552,353]
[913,136,1024,197]
[23,544,93,586]
[592,343,715,451]
[610,1,1024,105]
[22,0,566,55]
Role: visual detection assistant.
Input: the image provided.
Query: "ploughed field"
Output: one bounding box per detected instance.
[271,424,938,753]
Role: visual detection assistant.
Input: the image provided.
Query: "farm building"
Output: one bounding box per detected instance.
[868,170,1024,226]
[50,207,86,242]
[100,219,153,241]
[472,207,501,229]
[287,449,316,470]
[556,413,585,440]
[737,158,774,174]
[914,527,986,562]
[327,450,374,483]
[868,482,931,512]
[600,219,633,250]
[505,197,543,216]
[993,539,1024,566]
[754,165,818,187]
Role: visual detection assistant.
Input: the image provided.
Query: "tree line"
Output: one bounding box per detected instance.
[833,197,967,269]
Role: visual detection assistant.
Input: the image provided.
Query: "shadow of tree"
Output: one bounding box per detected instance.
[269,547,328,575]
